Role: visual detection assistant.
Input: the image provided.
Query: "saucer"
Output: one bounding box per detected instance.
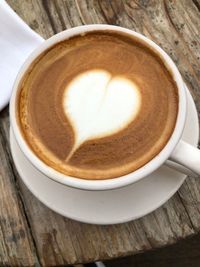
[10,87,199,225]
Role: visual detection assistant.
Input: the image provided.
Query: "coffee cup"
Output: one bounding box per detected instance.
[10,24,200,191]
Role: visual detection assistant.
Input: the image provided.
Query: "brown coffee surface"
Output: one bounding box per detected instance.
[17,31,178,179]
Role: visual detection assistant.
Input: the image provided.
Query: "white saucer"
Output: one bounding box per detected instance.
[10,88,199,225]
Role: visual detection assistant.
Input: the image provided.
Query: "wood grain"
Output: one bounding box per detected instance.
[0,0,200,266]
[0,108,38,266]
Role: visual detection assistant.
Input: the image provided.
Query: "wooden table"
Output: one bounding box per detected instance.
[0,0,200,266]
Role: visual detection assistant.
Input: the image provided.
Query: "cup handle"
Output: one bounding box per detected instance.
[168,140,200,176]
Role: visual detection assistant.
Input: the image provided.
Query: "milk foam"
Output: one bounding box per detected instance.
[63,70,141,159]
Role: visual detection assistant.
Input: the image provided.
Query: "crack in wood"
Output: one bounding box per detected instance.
[192,0,200,12]
[97,0,119,25]
[163,0,178,33]
[75,0,86,25]
[41,0,57,34]
[54,0,68,31]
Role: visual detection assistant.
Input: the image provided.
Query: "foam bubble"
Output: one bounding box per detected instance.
[63,69,141,159]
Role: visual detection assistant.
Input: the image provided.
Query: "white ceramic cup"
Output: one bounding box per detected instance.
[10,24,200,191]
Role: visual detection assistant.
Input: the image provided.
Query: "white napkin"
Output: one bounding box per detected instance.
[0,0,44,111]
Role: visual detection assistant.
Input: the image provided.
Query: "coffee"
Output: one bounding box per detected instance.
[17,31,178,180]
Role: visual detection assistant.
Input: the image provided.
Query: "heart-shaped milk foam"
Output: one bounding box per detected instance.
[63,70,141,157]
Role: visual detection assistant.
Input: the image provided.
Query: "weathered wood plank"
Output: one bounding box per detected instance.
[0,108,38,266]
[2,0,200,266]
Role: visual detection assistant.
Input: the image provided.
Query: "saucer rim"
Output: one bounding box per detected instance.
[10,86,199,224]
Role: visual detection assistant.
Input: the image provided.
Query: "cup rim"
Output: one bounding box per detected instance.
[10,24,186,191]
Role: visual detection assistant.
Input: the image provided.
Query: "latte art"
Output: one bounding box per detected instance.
[17,31,178,179]
[63,69,141,159]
